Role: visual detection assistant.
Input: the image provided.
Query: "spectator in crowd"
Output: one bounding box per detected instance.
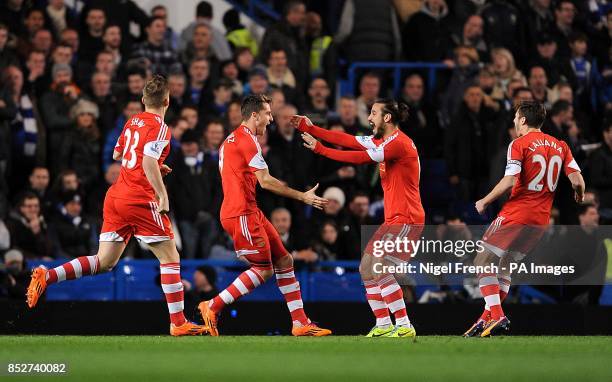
[445,85,499,202]
[491,48,526,96]
[304,77,331,127]
[59,99,101,190]
[529,33,576,88]
[356,72,381,128]
[180,105,200,131]
[44,0,77,39]
[0,0,27,39]
[399,73,442,158]
[86,0,149,53]
[179,1,232,61]
[480,0,524,67]
[151,4,178,51]
[181,23,220,70]
[167,129,221,258]
[235,47,255,83]
[523,0,555,55]
[205,79,233,119]
[4,64,44,191]
[16,8,46,59]
[6,191,53,259]
[549,0,581,58]
[166,71,187,122]
[270,207,316,263]
[266,47,296,90]
[224,99,242,132]
[1,249,30,300]
[184,265,219,312]
[588,121,612,222]
[312,186,347,227]
[87,71,118,135]
[186,57,212,109]
[337,95,367,135]
[341,191,375,258]
[132,16,181,76]
[24,50,48,99]
[449,14,489,62]
[440,45,481,126]
[219,59,243,96]
[542,99,573,141]
[102,25,123,70]
[260,0,308,90]
[27,28,53,59]
[102,99,142,172]
[117,67,146,107]
[245,65,270,96]
[0,23,18,69]
[50,191,94,258]
[50,169,81,206]
[26,167,52,218]
[40,63,81,174]
[59,28,79,54]
[567,32,601,112]
[78,7,106,64]
[402,0,450,61]
[305,10,336,87]
[311,220,351,261]
[202,119,225,164]
[528,65,558,109]
[222,9,258,56]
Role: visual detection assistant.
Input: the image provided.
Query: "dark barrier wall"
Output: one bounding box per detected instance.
[3,301,612,335]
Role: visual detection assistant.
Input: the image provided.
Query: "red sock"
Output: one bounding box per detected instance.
[160,262,186,326]
[479,273,504,320]
[378,275,410,327]
[46,255,100,285]
[479,275,511,321]
[275,267,309,326]
[209,268,264,314]
[364,279,392,327]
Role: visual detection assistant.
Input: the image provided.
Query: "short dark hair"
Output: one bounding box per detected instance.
[550,100,572,117]
[196,1,213,18]
[516,101,546,128]
[143,74,169,108]
[0,23,8,32]
[578,203,597,216]
[569,31,588,44]
[373,98,409,125]
[146,16,165,29]
[151,5,166,14]
[241,94,271,120]
[283,0,304,17]
[126,66,146,79]
[512,86,533,99]
[16,191,39,208]
[556,0,574,10]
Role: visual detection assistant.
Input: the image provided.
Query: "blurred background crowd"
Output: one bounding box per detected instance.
[0,0,610,299]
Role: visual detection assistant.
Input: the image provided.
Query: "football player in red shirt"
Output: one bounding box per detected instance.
[26,75,208,336]
[293,99,425,338]
[465,101,585,337]
[197,94,331,336]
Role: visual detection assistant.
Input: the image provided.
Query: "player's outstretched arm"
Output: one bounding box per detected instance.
[254,168,328,210]
[290,115,366,150]
[568,172,586,203]
[302,132,374,164]
[475,175,516,215]
[143,155,170,214]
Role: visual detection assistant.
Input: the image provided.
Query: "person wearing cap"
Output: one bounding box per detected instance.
[166,128,221,259]
[58,99,101,189]
[50,190,93,258]
[1,249,30,300]
[40,62,82,174]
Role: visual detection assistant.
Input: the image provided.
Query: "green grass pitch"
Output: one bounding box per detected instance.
[1,336,611,381]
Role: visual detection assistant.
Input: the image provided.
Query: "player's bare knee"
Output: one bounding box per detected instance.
[253,267,274,280]
[273,253,293,270]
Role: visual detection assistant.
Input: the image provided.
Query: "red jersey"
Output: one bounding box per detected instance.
[219,125,268,219]
[108,112,171,201]
[500,131,580,225]
[354,131,425,225]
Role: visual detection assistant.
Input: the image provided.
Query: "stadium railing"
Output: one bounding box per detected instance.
[339,61,450,98]
[225,0,280,26]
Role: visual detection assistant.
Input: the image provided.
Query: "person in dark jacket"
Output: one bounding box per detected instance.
[480,0,526,68]
[50,191,94,259]
[402,0,451,61]
[59,99,101,191]
[588,121,612,221]
[445,85,499,202]
[259,0,309,91]
[6,192,54,260]
[167,129,222,259]
[336,0,401,62]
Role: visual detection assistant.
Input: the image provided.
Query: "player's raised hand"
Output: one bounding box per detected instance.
[160,164,172,177]
[290,115,312,132]
[301,132,318,152]
[475,199,488,215]
[157,194,170,215]
[302,183,328,210]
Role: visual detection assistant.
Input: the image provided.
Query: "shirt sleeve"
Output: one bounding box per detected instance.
[243,136,268,171]
[365,135,405,163]
[504,139,523,177]
[562,141,581,175]
[143,119,170,160]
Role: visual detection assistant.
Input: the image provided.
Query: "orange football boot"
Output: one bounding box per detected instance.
[291,323,332,337]
[198,300,219,336]
[26,267,48,308]
[170,321,209,336]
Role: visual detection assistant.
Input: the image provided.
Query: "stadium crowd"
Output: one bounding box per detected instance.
[0,0,610,296]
